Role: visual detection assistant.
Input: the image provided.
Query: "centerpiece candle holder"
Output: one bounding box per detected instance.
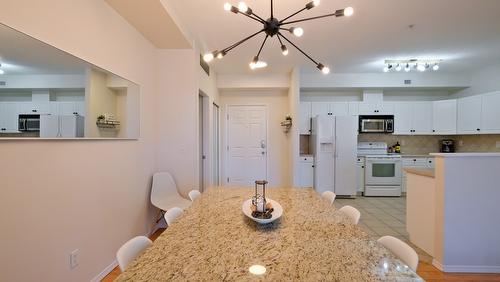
[251,180,273,219]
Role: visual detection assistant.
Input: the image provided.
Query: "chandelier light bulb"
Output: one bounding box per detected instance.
[417,64,426,72]
[313,0,321,6]
[383,66,389,72]
[238,2,249,13]
[0,69,4,75]
[433,63,439,71]
[249,56,267,69]
[224,3,232,11]
[281,45,289,56]
[216,51,226,59]
[317,63,330,74]
[290,27,304,37]
[203,52,215,63]
[344,7,354,17]
[395,64,402,72]
[404,63,411,72]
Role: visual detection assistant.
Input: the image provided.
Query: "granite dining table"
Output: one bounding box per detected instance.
[116,187,423,281]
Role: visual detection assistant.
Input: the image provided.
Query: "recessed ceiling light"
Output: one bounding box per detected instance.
[249,264,266,275]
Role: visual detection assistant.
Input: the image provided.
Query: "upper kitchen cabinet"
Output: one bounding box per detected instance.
[311,102,350,117]
[393,102,433,135]
[299,101,312,135]
[457,95,482,134]
[480,91,500,133]
[0,103,20,132]
[432,99,457,134]
[358,102,394,115]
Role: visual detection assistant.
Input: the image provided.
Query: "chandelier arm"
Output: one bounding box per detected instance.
[256,35,269,58]
[278,32,319,65]
[279,7,307,23]
[223,30,265,53]
[276,33,284,46]
[237,11,265,23]
[279,13,336,26]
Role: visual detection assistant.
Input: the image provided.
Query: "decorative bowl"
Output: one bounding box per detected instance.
[242,198,283,224]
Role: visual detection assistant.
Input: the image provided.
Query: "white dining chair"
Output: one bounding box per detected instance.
[188,190,201,201]
[321,191,336,206]
[164,207,184,226]
[116,236,152,272]
[339,205,361,225]
[151,172,192,222]
[377,236,419,271]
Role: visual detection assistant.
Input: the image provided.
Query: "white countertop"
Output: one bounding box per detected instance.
[430,153,500,157]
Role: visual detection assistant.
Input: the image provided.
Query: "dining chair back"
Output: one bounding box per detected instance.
[188,190,201,201]
[116,236,152,272]
[151,172,192,212]
[321,191,336,206]
[377,236,419,271]
[339,205,361,225]
[164,207,184,226]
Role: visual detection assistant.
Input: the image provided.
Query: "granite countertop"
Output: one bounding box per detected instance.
[117,187,422,281]
[431,152,500,157]
[404,168,435,178]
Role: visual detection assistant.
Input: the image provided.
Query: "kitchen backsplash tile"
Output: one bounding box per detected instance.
[358,134,500,155]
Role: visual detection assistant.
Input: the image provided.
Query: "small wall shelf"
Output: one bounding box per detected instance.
[96,120,120,129]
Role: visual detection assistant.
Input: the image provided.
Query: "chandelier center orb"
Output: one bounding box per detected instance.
[264,18,280,37]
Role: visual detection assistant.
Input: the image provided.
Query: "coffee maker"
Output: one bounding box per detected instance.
[440,139,455,153]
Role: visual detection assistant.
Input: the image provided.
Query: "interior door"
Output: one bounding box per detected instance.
[227,105,267,186]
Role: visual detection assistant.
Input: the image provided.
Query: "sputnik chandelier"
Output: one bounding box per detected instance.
[384,59,442,73]
[203,0,354,74]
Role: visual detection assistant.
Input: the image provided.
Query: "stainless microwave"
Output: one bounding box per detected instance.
[359,115,394,133]
[18,114,40,131]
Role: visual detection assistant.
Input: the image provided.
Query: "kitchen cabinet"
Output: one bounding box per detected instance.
[402,157,435,192]
[0,103,20,132]
[358,102,394,115]
[75,101,86,117]
[299,156,314,188]
[348,102,359,116]
[480,91,500,133]
[18,102,49,114]
[394,102,433,135]
[457,95,482,134]
[432,99,457,134]
[356,157,365,193]
[50,101,85,116]
[300,102,312,135]
[311,102,350,117]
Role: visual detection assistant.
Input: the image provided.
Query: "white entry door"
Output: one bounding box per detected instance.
[227,105,267,186]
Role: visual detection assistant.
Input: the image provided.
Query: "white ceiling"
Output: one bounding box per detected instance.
[0,24,87,75]
[166,0,500,74]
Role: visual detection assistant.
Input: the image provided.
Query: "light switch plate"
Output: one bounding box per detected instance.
[496,141,500,149]
[70,249,79,269]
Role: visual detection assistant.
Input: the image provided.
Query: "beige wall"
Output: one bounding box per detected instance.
[220,90,292,188]
[86,69,118,138]
[0,0,160,281]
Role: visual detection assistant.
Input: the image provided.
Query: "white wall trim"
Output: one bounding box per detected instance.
[432,259,500,273]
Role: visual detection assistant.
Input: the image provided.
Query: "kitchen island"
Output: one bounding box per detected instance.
[117,187,422,281]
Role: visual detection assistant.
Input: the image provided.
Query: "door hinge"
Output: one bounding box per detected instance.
[227,114,229,120]
[227,145,229,151]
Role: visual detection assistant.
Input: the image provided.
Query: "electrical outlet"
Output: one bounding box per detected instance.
[496,141,500,149]
[70,249,80,269]
[458,140,464,147]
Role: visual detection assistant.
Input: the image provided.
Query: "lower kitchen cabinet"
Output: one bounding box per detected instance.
[299,156,314,188]
[402,157,435,192]
[0,103,20,132]
[356,157,365,193]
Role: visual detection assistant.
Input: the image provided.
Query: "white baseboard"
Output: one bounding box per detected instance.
[91,259,118,282]
[92,225,162,281]
[432,259,500,273]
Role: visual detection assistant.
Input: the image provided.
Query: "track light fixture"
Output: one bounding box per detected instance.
[383,59,442,73]
[205,1,354,73]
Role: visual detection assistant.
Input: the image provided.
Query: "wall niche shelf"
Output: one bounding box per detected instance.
[96,120,120,129]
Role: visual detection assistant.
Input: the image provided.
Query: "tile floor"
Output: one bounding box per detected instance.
[334,196,432,263]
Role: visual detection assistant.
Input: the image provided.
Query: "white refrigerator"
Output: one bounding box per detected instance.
[40,115,84,138]
[312,115,358,196]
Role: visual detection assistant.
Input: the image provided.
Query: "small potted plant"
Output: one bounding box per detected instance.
[97,115,105,124]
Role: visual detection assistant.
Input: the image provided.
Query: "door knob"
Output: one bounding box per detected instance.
[260,140,266,149]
